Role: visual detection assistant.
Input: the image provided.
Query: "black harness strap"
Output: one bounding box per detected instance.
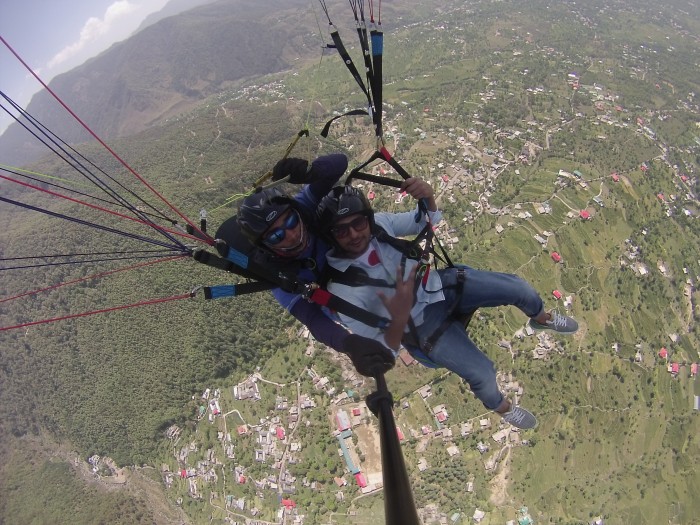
[192,248,302,294]
[346,170,402,189]
[420,267,468,353]
[376,226,426,262]
[353,18,380,135]
[321,109,369,138]
[327,28,371,103]
[194,245,392,330]
[347,0,384,138]
[203,281,276,299]
[320,0,383,140]
[323,265,394,288]
[309,288,389,330]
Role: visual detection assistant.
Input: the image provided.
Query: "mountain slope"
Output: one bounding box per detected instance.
[0,0,315,167]
[0,0,698,524]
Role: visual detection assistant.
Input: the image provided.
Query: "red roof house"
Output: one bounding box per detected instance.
[336,410,351,432]
[436,411,448,423]
[237,425,248,435]
[396,426,405,441]
[352,407,361,417]
[551,252,562,263]
[691,363,698,377]
[611,172,620,182]
[354,472,367,488]
[552,290,562,300]
[281,499,296,509]
[276,427,286,440]
[238,475,247,484]
[334,476,347,487]
[367,191,375,201]
[399,351,416,366]
[580,210,591,220]
[659,348,668,359]
[671,363,680,375]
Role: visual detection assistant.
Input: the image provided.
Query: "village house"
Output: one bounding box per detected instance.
[433,404,449,424]
[492,428,510,444]
[234,378,261,401]
[418,385,432,399]
[461,421,474,436]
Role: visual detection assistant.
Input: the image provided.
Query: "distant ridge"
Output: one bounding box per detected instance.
[0,0,313,167]
[134,0,218,34]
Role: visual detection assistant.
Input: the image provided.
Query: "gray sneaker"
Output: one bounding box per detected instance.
[501,405,538,429]
[528,310,578,334]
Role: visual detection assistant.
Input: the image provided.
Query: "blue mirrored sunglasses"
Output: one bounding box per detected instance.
[263,210,299,246]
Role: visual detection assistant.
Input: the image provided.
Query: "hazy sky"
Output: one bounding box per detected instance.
[0,0,170,134]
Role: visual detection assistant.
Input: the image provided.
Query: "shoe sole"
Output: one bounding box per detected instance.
[528,322,578,335]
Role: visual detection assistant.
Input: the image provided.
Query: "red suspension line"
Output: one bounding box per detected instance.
[0,292,194,332]
[0,35,215,246]
[0,174,204,244]
[0,255,188,305]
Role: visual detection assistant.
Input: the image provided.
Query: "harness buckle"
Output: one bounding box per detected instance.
[298,282,317,299]
[456,268,466,282]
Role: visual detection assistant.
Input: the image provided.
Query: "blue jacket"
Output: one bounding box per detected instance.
[270,153,350,351]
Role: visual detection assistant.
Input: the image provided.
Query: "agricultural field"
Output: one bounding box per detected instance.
[0,0,698,524]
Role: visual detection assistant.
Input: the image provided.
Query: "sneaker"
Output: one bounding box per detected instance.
[501,405,538,429]
[528,310,578,334]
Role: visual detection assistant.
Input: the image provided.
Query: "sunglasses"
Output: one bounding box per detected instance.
[331,215,369,239]
[263,210,300,246]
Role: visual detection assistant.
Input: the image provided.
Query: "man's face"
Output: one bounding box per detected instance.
[263,209,307,257]
[332,213,371,258]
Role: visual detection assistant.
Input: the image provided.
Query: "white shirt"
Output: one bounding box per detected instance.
[326,206,444,347]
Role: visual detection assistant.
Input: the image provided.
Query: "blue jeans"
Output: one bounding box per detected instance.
[405,266,544,410]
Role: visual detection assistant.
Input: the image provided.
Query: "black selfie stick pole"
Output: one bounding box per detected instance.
[366,372,421,525]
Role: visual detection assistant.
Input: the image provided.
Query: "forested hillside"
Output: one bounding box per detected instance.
[0,0,316,166]
[0,0,698,524]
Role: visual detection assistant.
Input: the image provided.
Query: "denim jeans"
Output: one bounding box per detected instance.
[405,265,544,410]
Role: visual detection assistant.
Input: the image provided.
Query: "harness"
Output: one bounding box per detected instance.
[192,1,463,353]
[321,224,471,360]
[321,225,424,285]
[192,241,393,333]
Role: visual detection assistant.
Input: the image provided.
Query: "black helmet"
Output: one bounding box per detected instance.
[316,185,374,239]
[237,187,294,244]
